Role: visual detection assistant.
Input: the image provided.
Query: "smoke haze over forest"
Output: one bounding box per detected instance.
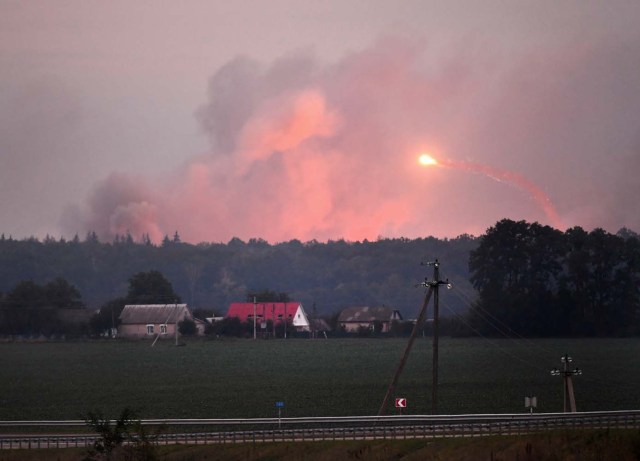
[2,1,640,243]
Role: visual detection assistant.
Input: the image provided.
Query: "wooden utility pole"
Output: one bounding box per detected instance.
[272,304,276,338]
[253,297,257,340]
[431,260,441,415]
[378,259,449,416]
[175,300,179,346]
[422,259,448,414]
[378,286,434,416]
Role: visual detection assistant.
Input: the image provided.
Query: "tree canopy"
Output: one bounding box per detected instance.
[1,221,638,338]
[0,278,85,336]
[0,233,478,317]
[126,270,181,305]
[468,219,640,337]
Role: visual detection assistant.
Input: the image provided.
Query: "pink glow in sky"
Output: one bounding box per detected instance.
[2,1,640,243]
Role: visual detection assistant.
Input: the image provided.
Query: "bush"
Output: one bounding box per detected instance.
[83,407,163,461]
[178,318,197,336]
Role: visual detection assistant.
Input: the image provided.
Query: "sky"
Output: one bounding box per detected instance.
[1,0,639,244]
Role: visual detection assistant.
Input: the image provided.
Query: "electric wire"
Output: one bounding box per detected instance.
[440,298,551,373]
[449,282,561,362]
[442,281,610,389]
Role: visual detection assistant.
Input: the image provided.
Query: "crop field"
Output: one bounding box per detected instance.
[0,337,639,421]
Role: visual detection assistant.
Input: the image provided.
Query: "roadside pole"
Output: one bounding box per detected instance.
[275,401,284,429]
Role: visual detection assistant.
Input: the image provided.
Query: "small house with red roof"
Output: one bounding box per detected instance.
[226,302,310,332]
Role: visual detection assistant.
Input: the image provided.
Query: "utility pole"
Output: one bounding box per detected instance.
[378,258,450,416]
[253,297,257,340]
[110,304,115,338]
[174,299,179,346]
[421,259,449,414]
[551,353,581,412]
[378,285,434,416]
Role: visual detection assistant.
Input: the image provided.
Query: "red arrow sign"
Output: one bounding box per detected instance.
[395,398,407,408]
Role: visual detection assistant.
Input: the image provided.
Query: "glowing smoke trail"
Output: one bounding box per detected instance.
[419,154,563,229]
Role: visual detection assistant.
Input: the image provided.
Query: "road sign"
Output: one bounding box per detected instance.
[275,401,285,429]
[525,396,537,414]
[395,398,407,408]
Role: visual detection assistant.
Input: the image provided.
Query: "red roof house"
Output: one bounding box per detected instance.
[226,302,310,331]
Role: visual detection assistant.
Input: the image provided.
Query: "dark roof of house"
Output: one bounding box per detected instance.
[337,306,402,323]
[119,304,188,324]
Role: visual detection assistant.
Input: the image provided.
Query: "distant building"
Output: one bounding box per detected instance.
[308,318,331,338]
[118,304,205,339]
[205,316,225,324]
[337,306,403,333]
[226,302,310,332]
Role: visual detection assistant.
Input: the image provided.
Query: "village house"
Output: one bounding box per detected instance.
[226,301,310,332]
[118,304,206,339]
[337,306,403,333]
[308,317,331,338]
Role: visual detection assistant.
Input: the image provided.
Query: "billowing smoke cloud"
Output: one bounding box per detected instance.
[66,36,640,243]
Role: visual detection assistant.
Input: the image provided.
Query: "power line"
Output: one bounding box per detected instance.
[441,301,550,373]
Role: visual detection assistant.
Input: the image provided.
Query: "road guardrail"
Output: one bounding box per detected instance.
[1,410,639,449]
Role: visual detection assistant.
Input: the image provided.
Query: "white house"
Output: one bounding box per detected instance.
[118,304,206,339]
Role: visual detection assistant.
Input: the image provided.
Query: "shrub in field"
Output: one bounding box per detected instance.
[83,407,163,461]
[208,317,252,337]
[178,318,197,336]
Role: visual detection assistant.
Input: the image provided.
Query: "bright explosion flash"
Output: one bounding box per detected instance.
[418,153,563,229]
[418,153,438,166]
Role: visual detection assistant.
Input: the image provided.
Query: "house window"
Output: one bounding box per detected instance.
[160,324,167,335]
[146,324,154,335]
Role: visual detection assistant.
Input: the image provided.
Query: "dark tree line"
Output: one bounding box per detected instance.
[2,220,638,338]
[0,232,477,318]
[0,270,185,338]
[468,219,640,337]
[0,278,85,336]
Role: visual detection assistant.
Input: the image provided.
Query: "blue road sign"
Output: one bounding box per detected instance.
[275,401,285,408]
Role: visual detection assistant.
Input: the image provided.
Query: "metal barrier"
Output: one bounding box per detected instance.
[1,410,639,449]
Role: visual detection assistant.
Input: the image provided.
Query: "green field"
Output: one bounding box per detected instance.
[0,337,639,420]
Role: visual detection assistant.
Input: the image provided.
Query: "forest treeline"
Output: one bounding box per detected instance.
[0,219,638,337]
[0,231,477,317]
